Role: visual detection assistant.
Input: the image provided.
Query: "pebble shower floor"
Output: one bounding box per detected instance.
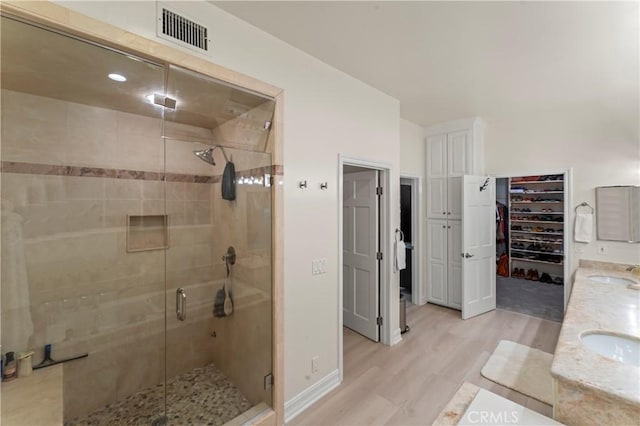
[65,364,252,426]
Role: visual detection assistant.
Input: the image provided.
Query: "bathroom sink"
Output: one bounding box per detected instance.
[588,275,636,285]
[580,331,640,367]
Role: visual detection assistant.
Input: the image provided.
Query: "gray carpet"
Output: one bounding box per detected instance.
[496,276,564,322]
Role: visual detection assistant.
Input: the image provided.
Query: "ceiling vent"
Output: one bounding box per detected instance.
[157,3,209,52]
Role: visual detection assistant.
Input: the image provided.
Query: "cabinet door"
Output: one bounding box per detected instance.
[447,221,462,309]
[447,130,471,177]
[427,134,447,178]
[447,176,462,220]
[428,178,447,219]
[427,134,448,218]
[427,220,448,305]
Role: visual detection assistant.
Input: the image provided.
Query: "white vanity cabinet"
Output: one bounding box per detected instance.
[425,118,485,309]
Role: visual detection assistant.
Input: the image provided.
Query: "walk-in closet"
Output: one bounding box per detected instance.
[495,174,566,322]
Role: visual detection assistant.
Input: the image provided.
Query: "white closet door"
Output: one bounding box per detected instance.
[427,134,448,219]
[427,220,447,305]
[447,176,463,220]
[447,221,462,309]
[343,170,380,341]
[447,130,471,177]
[427,134,447,178]
[462,175,496,320]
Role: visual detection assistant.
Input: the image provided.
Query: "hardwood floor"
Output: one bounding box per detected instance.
[289,303,562,425]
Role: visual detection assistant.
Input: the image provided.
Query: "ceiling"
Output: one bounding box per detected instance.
[213,1,639,128]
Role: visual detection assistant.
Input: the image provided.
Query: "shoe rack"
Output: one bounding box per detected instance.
[508,174,564,285]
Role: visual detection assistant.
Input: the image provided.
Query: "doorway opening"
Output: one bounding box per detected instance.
[338,157,393,381]
[494,172,569,322]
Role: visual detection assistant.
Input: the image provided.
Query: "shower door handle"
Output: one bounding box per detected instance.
[176,288,186,321]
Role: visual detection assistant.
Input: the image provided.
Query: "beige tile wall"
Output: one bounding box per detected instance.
[208,181,273,407]
[1,90,273,419]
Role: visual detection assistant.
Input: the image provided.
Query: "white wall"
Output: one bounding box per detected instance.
[400,119,427,304]
[400,119,425,177]
[55,0,401,405]
[485,104,640,271]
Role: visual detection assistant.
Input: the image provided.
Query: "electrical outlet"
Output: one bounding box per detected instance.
[597,245,607,255]
[311,356,319,374]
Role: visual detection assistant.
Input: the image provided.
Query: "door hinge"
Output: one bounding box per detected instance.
[376,187,383,196]
[376,252,383,260]
[151,94,177,109]
[264,373,273,390]
[376,317,383,326]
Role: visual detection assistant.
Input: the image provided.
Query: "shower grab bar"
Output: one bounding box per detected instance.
[176,288,186,321]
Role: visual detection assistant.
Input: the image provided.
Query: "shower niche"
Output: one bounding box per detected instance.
[1,15,276,425]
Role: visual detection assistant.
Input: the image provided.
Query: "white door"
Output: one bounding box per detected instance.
[343,170,379,341]
[447,221,462,308]
[427,134,448,219]
[427,220,447,305]
[462,175,496,320]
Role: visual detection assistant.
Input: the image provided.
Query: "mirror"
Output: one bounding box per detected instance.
[595,186,640,242]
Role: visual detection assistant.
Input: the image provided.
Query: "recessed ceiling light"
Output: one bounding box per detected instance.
[108,73,127,82]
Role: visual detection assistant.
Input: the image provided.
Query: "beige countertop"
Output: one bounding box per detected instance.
[550,260,640,406]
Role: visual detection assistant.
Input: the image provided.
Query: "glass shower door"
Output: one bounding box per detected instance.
[0,16,169,424]
[161,64,275,424]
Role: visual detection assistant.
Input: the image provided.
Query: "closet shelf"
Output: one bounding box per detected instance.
[510,201,563,204]
[511,257,564,266]
[510,191,564,194]
[511,211,563,215]
[511,230,564,236]
[511,248,564,256]
[511,238,563,245]
[511,220,565,224]
[510,180,564,184]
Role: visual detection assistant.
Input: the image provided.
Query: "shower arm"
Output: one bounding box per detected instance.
[212,145,230,163]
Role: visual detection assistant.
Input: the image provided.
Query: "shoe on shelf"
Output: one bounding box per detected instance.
[553,277,564,285]
[531,270,540,281]
[540,272,552,283]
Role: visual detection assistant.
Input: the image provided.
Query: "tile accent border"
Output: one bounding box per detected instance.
[1,161,283,183]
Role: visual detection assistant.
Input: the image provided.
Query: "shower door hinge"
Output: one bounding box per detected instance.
[152,94,176,109]
[264,173,273,188]
[376,252,383,260]
[376,187,383,196]
[376,316,383,326]
[264,373,274,390]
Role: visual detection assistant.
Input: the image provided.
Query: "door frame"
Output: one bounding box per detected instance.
[400,175,424,305]
[338,155,394,381]
[489,168,573,312]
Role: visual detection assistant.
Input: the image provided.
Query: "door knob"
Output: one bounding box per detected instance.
[461,253,474,258]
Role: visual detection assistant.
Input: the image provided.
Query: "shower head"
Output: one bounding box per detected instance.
[193,148,216,166]
[193,145,230,166]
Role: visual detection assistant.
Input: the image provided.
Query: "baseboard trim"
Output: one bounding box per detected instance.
[391,327,403,345]
[284,369,341,423]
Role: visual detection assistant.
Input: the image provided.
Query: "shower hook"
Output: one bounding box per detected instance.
[222,246,236,277]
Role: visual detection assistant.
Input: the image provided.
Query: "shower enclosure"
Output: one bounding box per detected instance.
[1,16,275,425]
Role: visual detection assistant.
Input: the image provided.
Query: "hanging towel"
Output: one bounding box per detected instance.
[213,284,227,317]
[574,212,593,243]
[222,161,236,201]
[395,240,406,271]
